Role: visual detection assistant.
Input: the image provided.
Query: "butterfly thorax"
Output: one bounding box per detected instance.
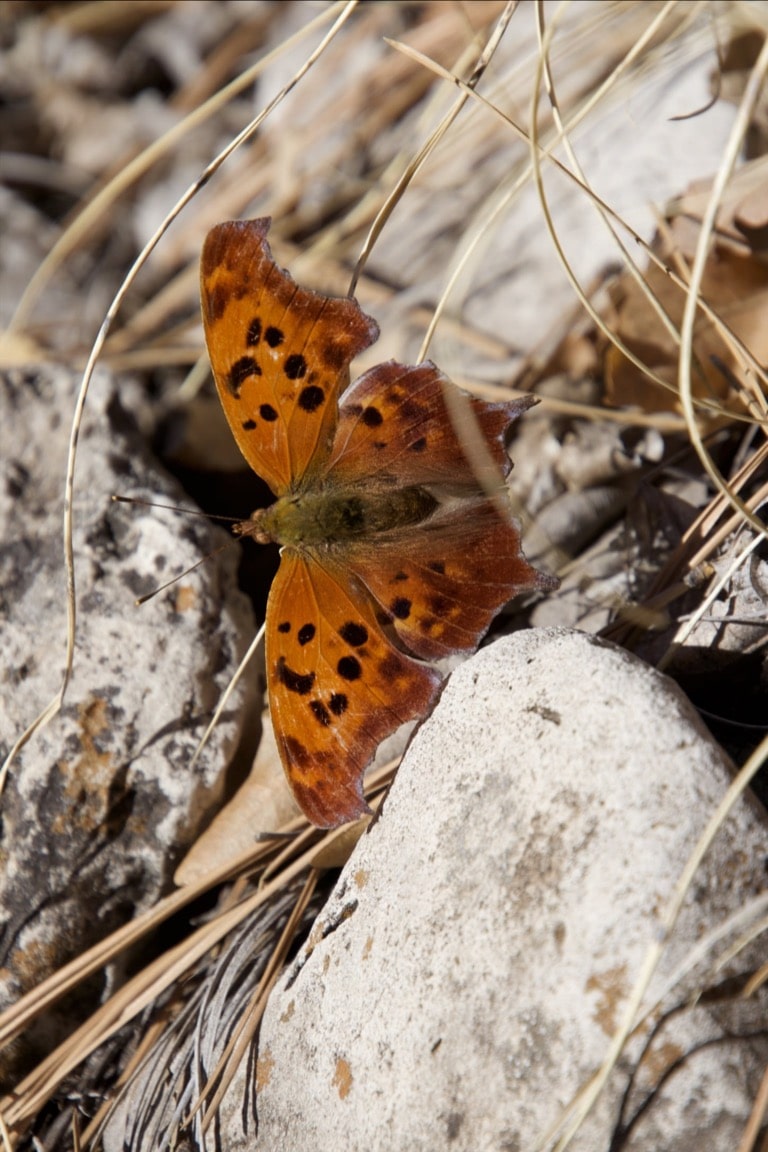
[236,485,439,548]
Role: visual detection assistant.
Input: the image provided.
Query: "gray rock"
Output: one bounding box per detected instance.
[0,365,255,1080]
[231,628,766,1151]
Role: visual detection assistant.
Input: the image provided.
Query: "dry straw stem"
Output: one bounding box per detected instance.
[678,32,768,537]
[349,1,516,298]
[5,2,345,336]
[188,620,266,775]
[738,1065,768,1152]
[404,14,767,627]
[659,502,768,670]
[604,439,768,651]
[0,818,325,1136]
[0,758,391,1143]
[392,11,768,418]
[537,726,768,1152]
[533,11,768,1151]
[194,870,319,1134]
[392,3,687,394]
[342,1,524,521]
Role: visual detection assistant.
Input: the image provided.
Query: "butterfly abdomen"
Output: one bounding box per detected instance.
[243,486,439,548]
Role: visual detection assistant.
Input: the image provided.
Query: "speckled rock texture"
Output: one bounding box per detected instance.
[0,365,255,1081]
[220,628,768,1152]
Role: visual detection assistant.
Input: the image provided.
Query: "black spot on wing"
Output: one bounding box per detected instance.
[428,594,450,616]
[339,622,368,647]
[298,623,316,646]
[391,597,412,620]
[298,385,324,413]
[285,353,307,380]
[362,406,383,427]
[321,340,349,372]
[247,318,262,346]
[329,693,348,715]
[265,326,284,347]
[278,621,291,633]
[310,700,331,726]
[242,419,257,430]
[337,655,362,682]
[260,403,278,422]
[276,656,314,695]
[227,356,261,397]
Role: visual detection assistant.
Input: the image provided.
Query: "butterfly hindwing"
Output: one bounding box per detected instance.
[341,496,558,661]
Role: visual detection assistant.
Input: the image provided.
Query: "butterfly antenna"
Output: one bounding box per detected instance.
[111,494,240,524]
[135,544,233,606]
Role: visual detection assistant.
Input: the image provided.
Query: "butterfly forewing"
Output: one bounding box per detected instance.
[265,551,442,828]
[201,219,379,495]
[325,361,534,491]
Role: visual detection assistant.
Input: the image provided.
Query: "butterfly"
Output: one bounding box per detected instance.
[200,218,557,828]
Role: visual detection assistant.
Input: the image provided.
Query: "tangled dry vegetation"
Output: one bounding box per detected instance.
[1,1,767,1148]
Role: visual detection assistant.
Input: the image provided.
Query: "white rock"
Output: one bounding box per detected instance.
[233,628,766,1151]
[0,365,256,1077]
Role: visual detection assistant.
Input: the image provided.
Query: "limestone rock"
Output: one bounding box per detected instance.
[234,628,766,1151]
[0,365,255,1081]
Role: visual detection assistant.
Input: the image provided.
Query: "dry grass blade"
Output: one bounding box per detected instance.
[196,871,319,1133]
[737,1063,768,1152]
[351,1,517,297]
[0,834,321,1135]
[189,622,266,772]
[603,439,768,651]
[659,520,766,671]
[0,828,285,1054]
[678,34,768,537]
[5,1,351,335]
[390,29,768,411]
[0,749,395,1142]
[644,893,768,1013]
[534,0,692,357]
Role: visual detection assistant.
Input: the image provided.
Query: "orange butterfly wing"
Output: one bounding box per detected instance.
[325,360,530,488]
[201,219,557,828]
[200,218,379,494]
[339,498,556,662]
[265,551,441,827]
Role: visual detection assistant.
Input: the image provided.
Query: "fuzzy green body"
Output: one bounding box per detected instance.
[241,485,439,548]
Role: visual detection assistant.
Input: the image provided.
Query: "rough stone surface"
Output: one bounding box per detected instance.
[219,628,768,1152]
[0,365,255,1081]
